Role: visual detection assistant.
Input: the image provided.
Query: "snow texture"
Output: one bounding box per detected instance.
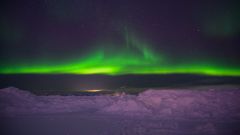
[1,87,240,135]
[1,87,240,118]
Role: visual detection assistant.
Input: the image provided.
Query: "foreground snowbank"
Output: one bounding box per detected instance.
[0,87,240,119]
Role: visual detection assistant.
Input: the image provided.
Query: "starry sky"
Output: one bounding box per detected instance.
[1,0,240,76]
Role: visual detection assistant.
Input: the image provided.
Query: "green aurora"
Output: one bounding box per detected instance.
[1,32,240,76]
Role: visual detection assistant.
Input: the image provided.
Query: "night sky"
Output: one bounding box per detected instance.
[1,0,240,76]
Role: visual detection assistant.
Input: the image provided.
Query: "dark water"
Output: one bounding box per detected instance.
[1,74,240,92]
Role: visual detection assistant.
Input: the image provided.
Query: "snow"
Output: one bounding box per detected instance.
[1,86,240,135]
[100,95,151,115]
[1,87,240,118]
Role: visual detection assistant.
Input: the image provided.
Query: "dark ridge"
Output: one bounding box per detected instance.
[0,74,240,91]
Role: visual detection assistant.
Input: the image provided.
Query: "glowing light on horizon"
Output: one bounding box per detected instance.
[81,89,103,92]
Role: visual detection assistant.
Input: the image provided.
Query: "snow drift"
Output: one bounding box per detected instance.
[1,87,240,119]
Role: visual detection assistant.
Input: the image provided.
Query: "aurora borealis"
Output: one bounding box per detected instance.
[1,31,240,76]
[1,0,240,76]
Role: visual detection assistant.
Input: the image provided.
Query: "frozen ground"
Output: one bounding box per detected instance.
[1,86,240,135]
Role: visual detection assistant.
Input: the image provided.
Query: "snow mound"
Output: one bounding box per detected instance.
[0,87,38,113]
[138,89,240,118]
[1,87,240,119]
[0,87,36,101]
[0,87,117,115]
